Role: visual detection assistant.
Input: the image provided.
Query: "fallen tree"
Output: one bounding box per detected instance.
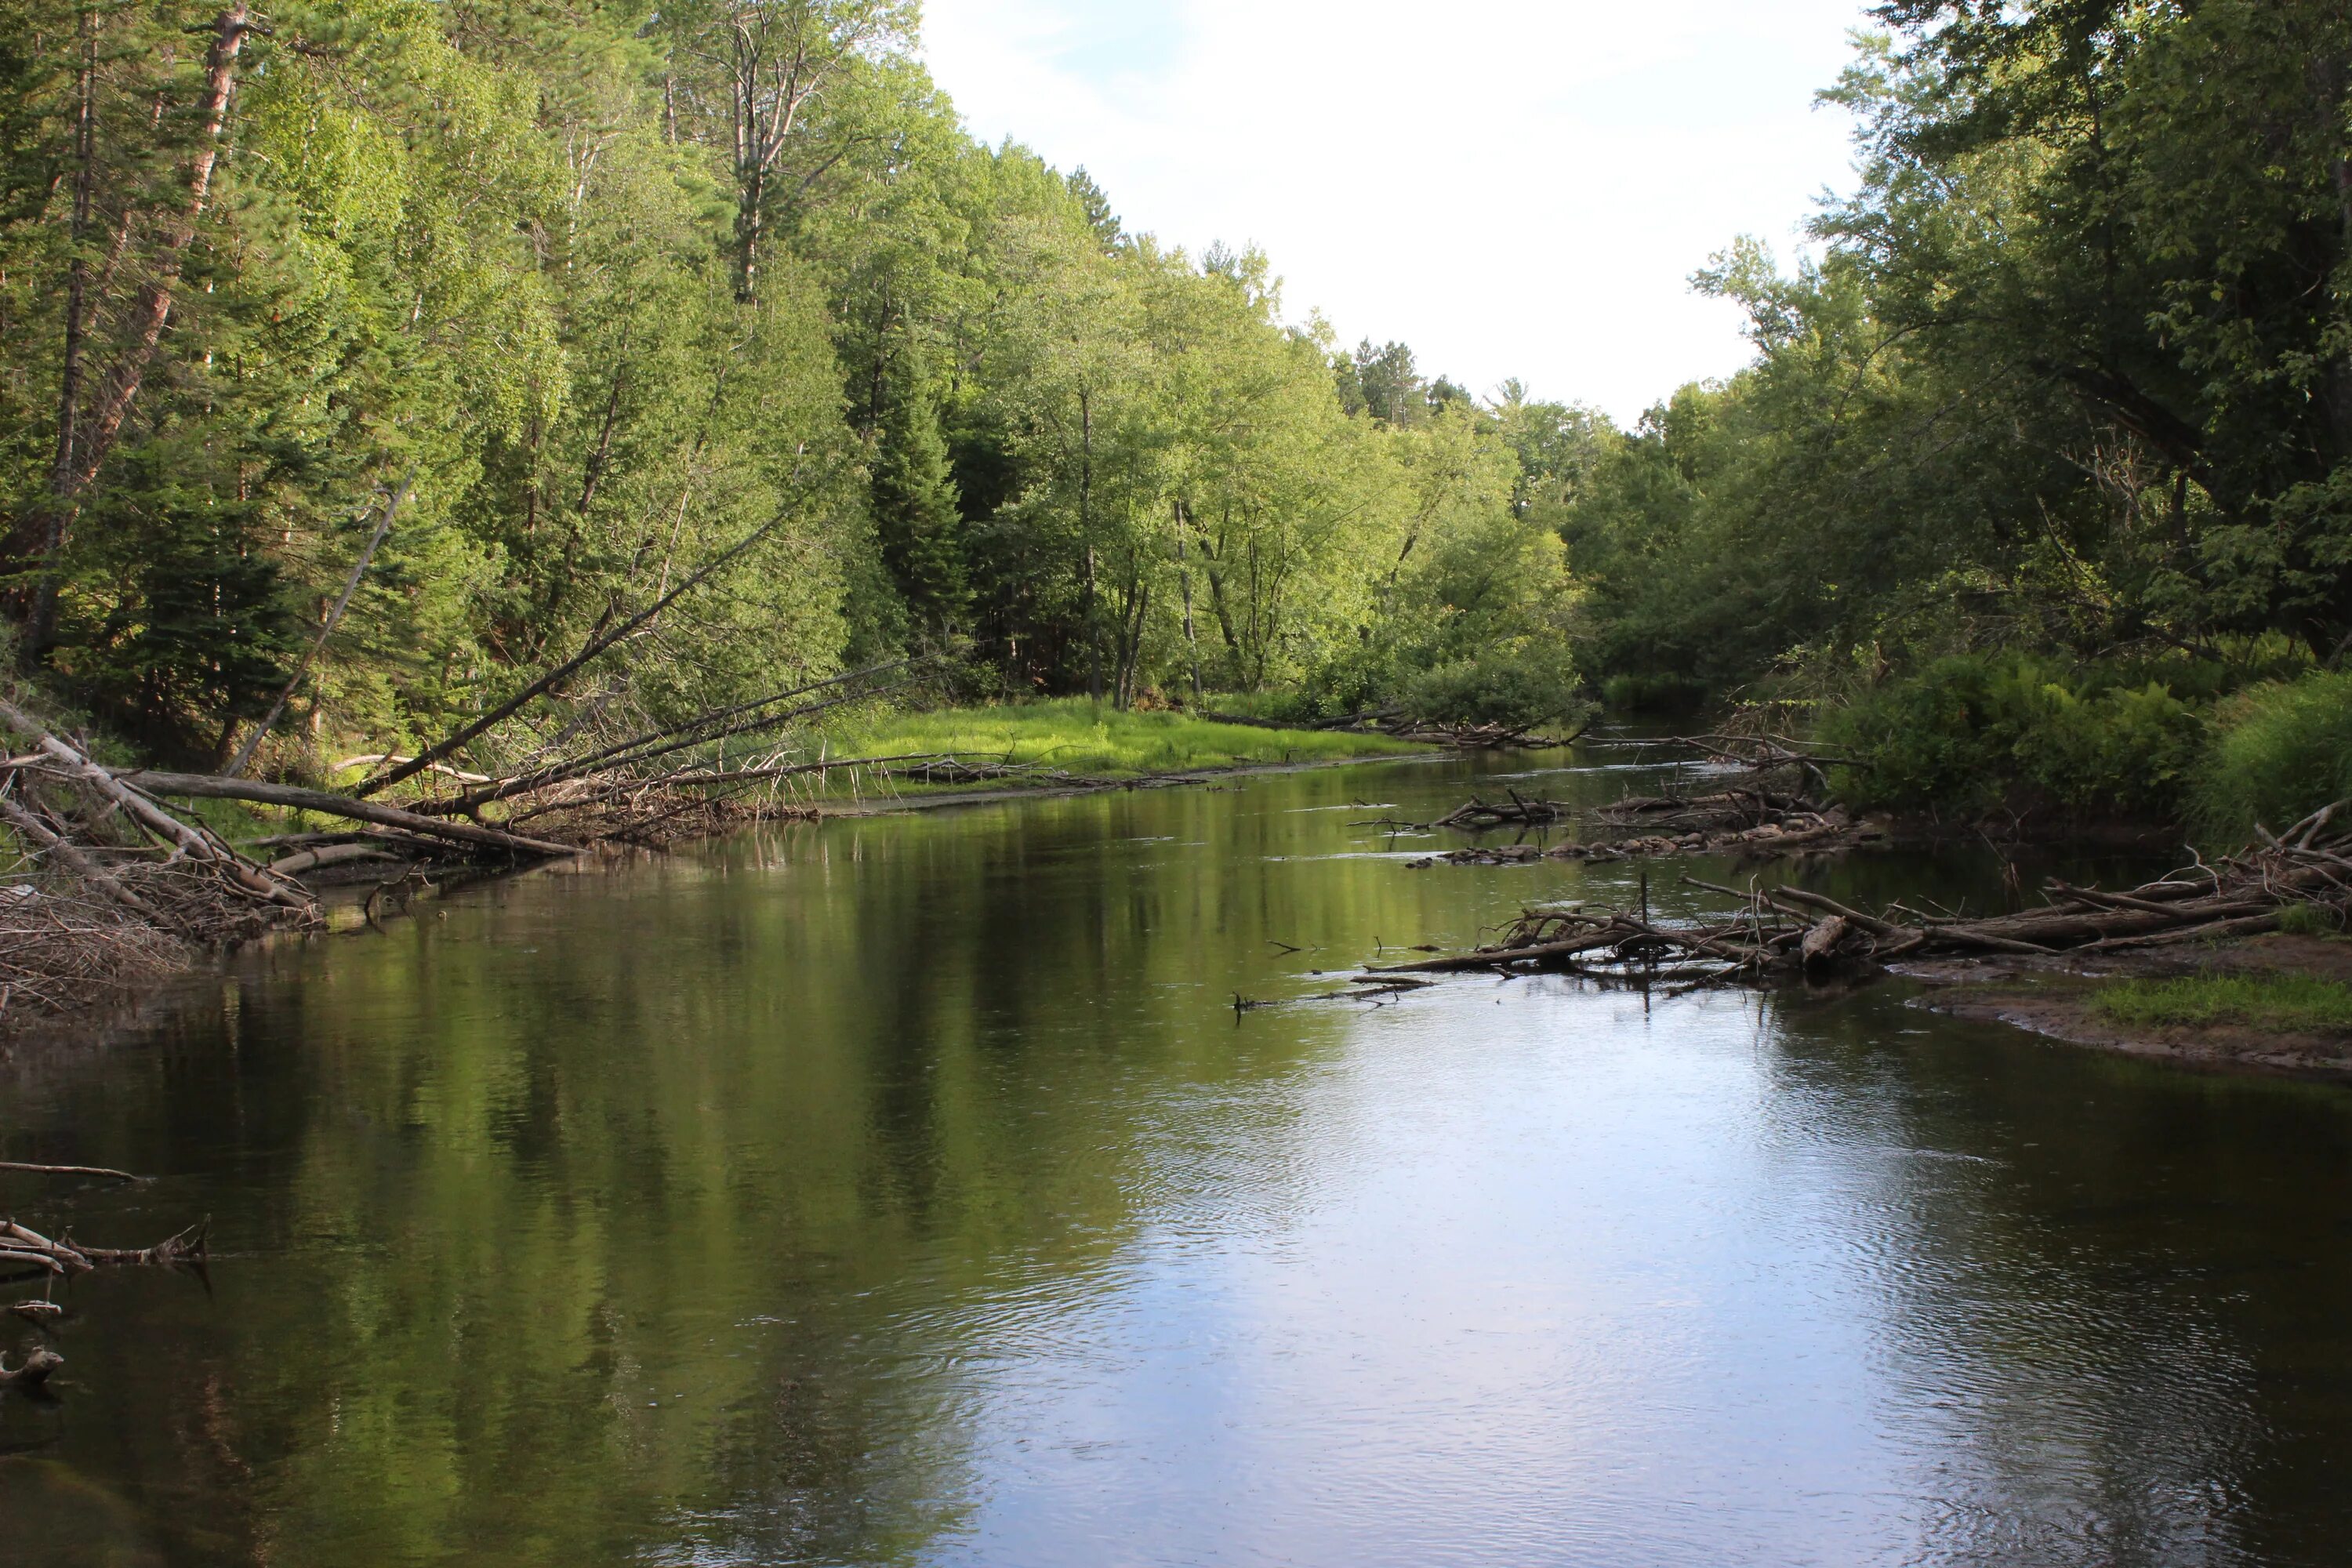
[1369,801,2352,986]
[2,695,318,1030]
[121,771,580,858]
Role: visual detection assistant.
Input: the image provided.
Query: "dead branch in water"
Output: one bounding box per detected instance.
[1417,789,1574,830]
[1377,802,2352,987]
[0,1218,206,1276]
[0,1162,140,1182]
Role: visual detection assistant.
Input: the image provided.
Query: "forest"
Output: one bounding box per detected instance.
[4,0,2352,838]
[0,0,1580,788]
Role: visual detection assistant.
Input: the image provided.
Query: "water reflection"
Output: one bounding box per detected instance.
[2,746,2349,1566]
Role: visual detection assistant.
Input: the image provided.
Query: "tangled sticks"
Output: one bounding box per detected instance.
[1370,801,2352,986]
[1,698,321,1029]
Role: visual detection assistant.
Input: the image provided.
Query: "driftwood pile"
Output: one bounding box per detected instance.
[1203,709,1586,750]
[1403,786,1880,867]
[2,697,318,1025]
[1370,801,2352,988]
[1366,789,1573,832]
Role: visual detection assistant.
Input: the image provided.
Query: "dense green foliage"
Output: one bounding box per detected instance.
[10,0,2351,826]
[0,0,1587,771]
[1552,0,2352,828]
[1820,655,2205,820]
[2190,673,2352,839]
[1571,2,2352,688]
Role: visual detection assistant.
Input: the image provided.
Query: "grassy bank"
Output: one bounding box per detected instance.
[2096,972,2352,1033]
[816,699,1421,793]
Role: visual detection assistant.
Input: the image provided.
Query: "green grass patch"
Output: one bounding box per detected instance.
[820,698,1421,789]
[2096,971,2352,1033]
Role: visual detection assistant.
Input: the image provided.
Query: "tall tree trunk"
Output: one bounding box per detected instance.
[1176,501,1202,706]
[67,1,249,494]
[24,1,252,659]
[736,163,766,302]
[14,9,100,652]
[1080,389,1102,702]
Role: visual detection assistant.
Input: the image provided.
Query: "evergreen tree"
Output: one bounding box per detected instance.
[871,344,967,632]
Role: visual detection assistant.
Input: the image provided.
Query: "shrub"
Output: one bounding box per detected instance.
[1821,653,2203,818]
[2190,671,2352,840]
[1399,648,1593,731]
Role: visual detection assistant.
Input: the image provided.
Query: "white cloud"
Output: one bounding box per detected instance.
[920,0,1875,423]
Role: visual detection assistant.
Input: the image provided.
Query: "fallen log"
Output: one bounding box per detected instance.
[1802,916,1850,967]
[0,796,162,920]
[121,772,579,858]
[1379,811,2352,990]
[0,699,306,908]
[265,842,405,878]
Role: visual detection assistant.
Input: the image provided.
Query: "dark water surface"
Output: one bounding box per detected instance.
[5,744,2352,1566]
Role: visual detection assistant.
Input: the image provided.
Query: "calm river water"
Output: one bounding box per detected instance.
[5,742,2352,1566]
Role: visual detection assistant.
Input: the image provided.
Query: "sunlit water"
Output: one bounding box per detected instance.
[5,742,2350,1566]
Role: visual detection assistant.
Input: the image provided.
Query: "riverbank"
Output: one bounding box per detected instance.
[1901,935,2352,1081]
[808,698,1422,798]
[0,699,1434,1040]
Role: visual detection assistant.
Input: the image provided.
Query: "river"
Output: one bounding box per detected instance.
[4,741,2350,1566]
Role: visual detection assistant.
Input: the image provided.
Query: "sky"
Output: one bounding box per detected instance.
[920,0,1881,424]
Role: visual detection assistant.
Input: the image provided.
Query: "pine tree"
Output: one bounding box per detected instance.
[870,346,967,633]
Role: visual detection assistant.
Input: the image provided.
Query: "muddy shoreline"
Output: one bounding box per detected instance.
[1899,935,2352,1083]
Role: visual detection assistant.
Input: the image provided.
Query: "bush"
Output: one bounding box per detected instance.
[1821,654,2204,818]
[2191,671,2352,840]
[1399,648,1592,730]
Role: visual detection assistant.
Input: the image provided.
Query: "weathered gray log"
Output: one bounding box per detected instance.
[266,842,404,877]
[122,772,579,858]
[0,796,161,920]
[0,699,305,906]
